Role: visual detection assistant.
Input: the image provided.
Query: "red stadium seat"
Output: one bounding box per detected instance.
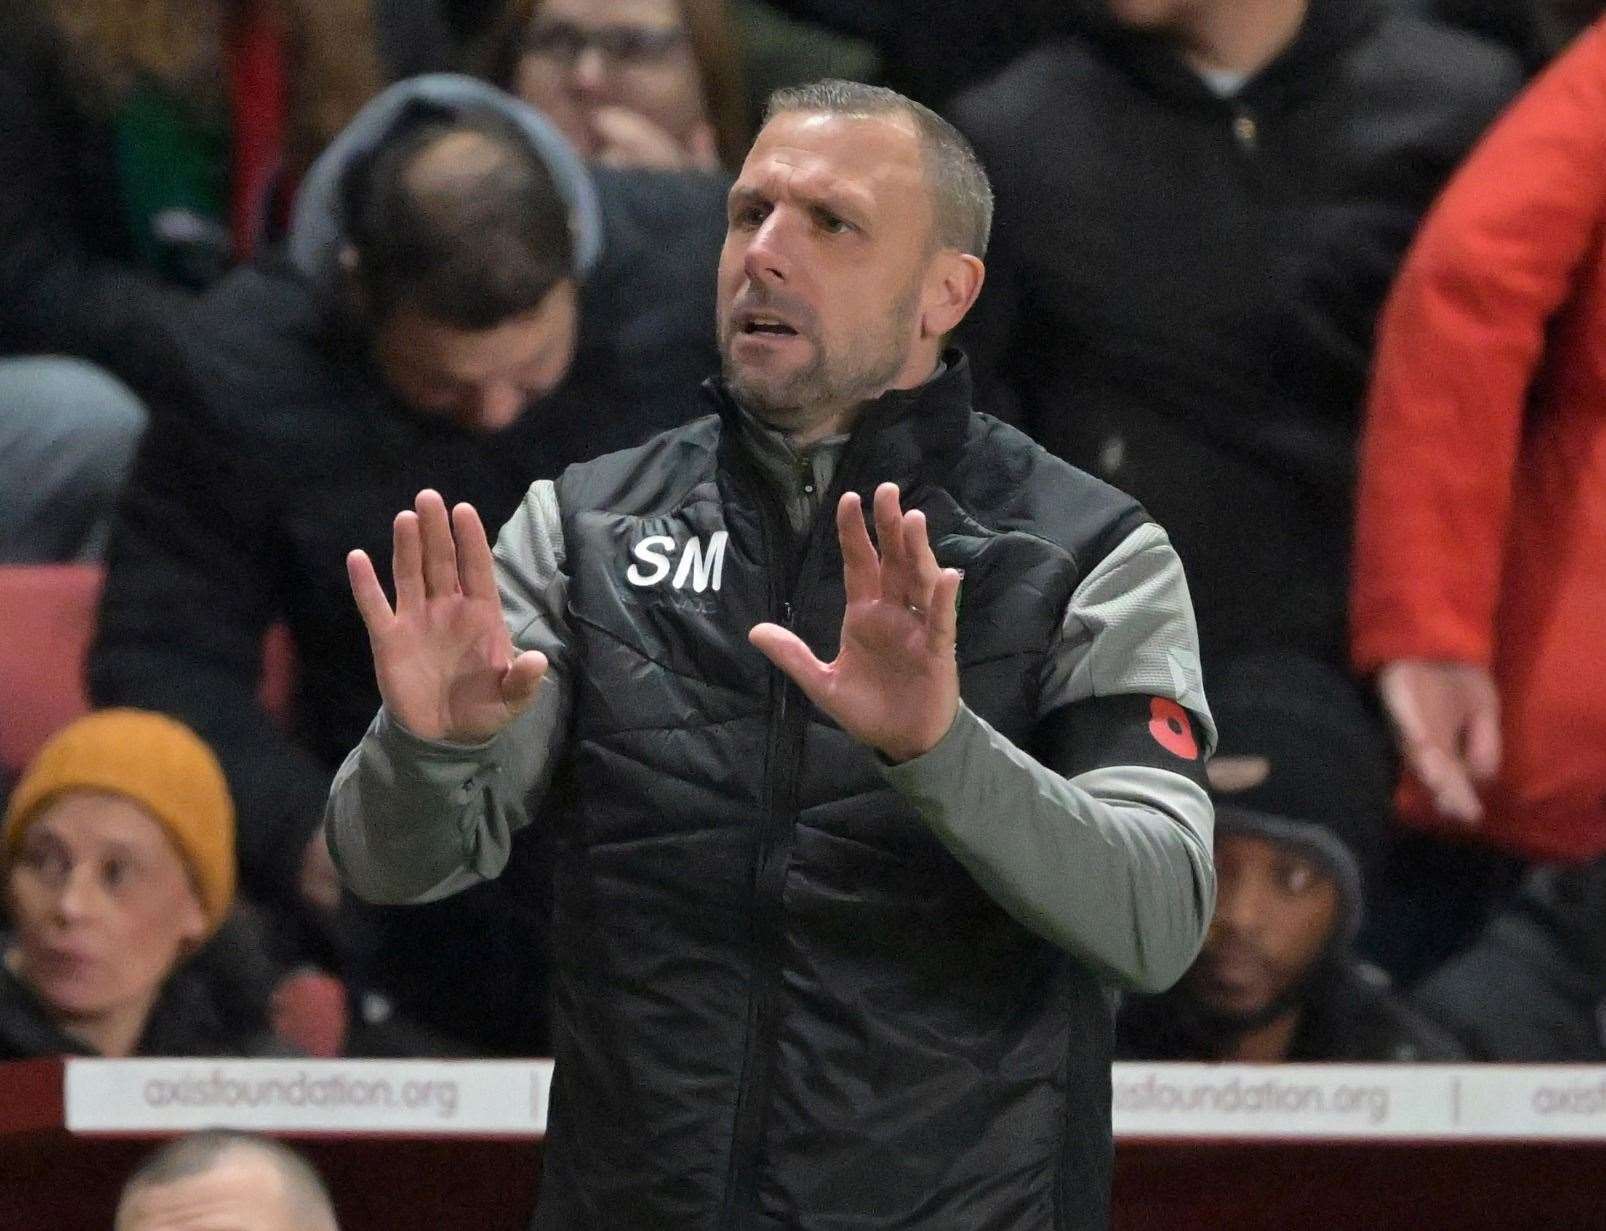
[0,564,296,775]
[0,564,101,775]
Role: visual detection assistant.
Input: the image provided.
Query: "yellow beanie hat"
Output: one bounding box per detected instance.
[3,709,236,933]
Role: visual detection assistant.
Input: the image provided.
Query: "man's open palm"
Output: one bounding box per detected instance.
[347,489,546,744]
[750,483,961,763]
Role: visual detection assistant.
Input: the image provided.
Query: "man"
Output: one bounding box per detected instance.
[89,75,728,1052]
[952,0,1521,670]
[331,81,1215,1227]
[1118,654,1462,1063]
[115,1131,338,1231]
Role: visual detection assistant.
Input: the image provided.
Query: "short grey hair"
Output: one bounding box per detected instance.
[115,1131,338,1230]
[763,80,993,258]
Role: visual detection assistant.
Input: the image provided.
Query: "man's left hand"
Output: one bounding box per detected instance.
[750,483,961,763]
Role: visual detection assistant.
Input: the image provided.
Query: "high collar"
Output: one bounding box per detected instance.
[1076,0,1386,115]
[706,349,975,495]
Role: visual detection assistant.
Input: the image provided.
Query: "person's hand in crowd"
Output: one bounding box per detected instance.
[1378,659,1501,824]
[347,489,547,744]
[591,106,720,171]
[750,483,961,764]
[299,826,342,915]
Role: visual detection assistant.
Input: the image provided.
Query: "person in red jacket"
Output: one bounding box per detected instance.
[1352,17,1606,982]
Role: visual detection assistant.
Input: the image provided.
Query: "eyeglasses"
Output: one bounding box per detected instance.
[523,19,689,69]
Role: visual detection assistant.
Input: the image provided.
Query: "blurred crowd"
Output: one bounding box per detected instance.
[0,0,1602,1071]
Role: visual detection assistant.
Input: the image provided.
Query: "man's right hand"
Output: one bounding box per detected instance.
[1377,659,1501,825]
[347,489,547,743]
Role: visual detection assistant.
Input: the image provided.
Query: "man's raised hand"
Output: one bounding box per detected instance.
[347,489,547,743]
[749,482,961,763]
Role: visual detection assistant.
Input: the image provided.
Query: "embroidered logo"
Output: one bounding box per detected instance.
[626,531,729,593]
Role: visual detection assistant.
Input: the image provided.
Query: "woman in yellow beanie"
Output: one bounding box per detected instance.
[1,709,281,1058]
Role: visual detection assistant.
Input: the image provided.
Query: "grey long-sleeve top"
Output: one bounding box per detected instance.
[328,427,1218,993]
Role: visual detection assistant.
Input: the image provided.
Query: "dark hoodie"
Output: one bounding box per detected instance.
[952,0,1521,667]
[87,77,728,1052]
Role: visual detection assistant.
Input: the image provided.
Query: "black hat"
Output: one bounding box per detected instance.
[1205,653,1395,943]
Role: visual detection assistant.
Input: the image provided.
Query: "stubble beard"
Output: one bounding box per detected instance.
[722,279,922,434]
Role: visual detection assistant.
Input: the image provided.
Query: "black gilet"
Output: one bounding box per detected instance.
[537,355,1148,1229]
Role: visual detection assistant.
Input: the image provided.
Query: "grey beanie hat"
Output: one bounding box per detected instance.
[288,73,603,294]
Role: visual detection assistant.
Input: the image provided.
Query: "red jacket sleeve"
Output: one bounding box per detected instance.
[1351,22,1606,670]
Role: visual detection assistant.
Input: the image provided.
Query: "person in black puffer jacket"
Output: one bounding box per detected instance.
[330,81,1219,1230]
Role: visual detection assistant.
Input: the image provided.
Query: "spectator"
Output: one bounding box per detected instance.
[115,1130,338,1231]
[89,75,727,1054]
[1351,19,1606,982]
[477,0,750,169]
[1412,857,1606,1060]
[952,0,1521,672]
[0,0,384,562]
[1119,654,1463,1062]
[0,709,283,1060]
